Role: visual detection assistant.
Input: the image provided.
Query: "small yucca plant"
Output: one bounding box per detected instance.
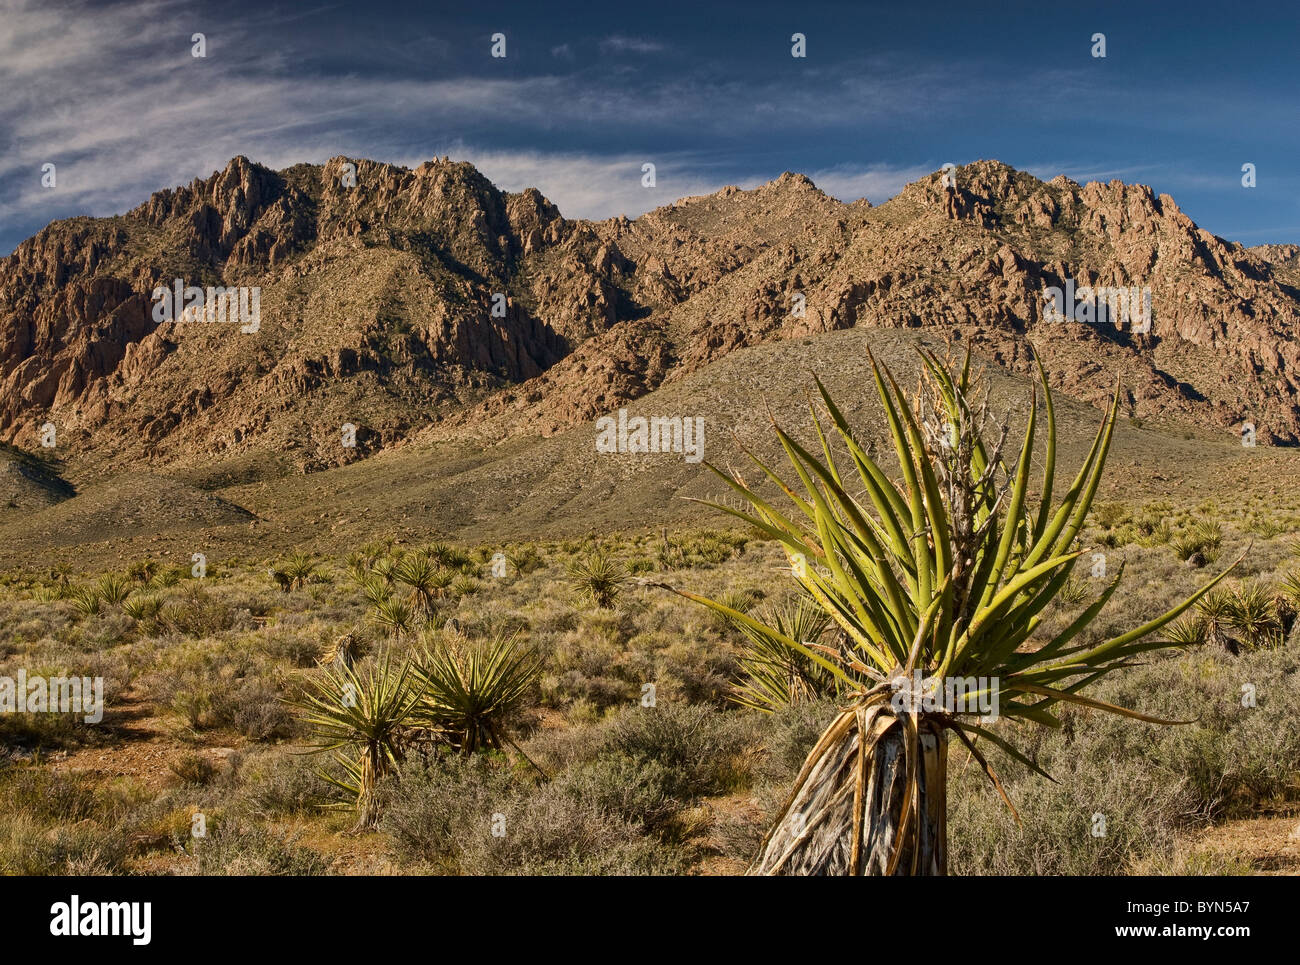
[122,595,162,624]
[1226,582,1282,649]
[567,549,628,609]
[666,349,1234,875]
[283,552,318,590]
[127,558,160,584]
[1161,616,1207,648]
[70,587,103,617]
[451,574,481,597]
[733,595,841,713]
[412,631,541,755]
[1279,570,1300,609]
[394,553,440,617]
[506,545,544,574]
[345,551,369,583]
[322,630,365,671]
[358,573,391,609]
[298,651,420,832]
[369,596,414,640]
[97,573,133,606]
[151,566,182,589]
[1196,588,1239,652]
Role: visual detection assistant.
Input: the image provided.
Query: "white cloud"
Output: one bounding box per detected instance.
[413,146,759,220]
[805,162,937,205]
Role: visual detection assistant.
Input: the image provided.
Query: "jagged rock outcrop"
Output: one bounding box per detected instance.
[3,156,1299,474]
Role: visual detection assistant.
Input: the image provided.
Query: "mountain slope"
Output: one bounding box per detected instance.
[4,327,1297,568]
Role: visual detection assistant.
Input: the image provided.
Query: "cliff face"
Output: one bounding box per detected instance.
[2,155,1298,476]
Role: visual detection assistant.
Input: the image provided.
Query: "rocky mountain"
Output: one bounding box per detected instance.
[2,154,1298,497]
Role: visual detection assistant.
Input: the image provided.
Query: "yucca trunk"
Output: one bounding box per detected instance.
[750,704,948,875]
[353,742,389,833]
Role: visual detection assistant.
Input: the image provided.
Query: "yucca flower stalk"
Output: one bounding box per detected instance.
[298,651,420,832]
[665,348,1235,875]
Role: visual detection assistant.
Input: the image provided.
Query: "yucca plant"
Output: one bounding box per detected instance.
[322,630,365,671]
[283,552,318,590]
[151,566,182,589]
[663,349,1234,875]
[50,561,73,588]
[369,596,414,641]
[122,595,162,624]
[358,573,391,609]
[1055,575,1093,607]
[370,556,397,586]
[1171,519,1223,564]
[298,651,420,832]
[69,587,103,617]
[733,595,842,712]
[1226,582,1282,649]
[1278,569,1300,609]
[127,558,160,584]
[451,574,481,597]
[97,572,133,606]
[567,549,628,609]
[345,551,370,583]
[394,553,440,617]
[1195,588,1238,652]
[708,587,764,630]
[431,567,456,594]
[506,545,544,574]
[1160,616,1207,648]
[411,631,541,755]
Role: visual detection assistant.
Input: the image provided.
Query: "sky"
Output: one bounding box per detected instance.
[2,0,1297,255]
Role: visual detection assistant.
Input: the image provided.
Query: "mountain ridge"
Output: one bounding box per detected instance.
[3,153,1299,495]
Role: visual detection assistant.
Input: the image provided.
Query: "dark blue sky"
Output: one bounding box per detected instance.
[2,0,1297,254]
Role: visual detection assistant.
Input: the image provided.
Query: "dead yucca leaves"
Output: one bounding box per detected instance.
[659,347,1236,875]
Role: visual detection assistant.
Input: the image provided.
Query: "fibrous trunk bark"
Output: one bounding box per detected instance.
[750,705,948,875]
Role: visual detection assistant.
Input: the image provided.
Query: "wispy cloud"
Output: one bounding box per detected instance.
[425,146,763,220]
[2,0,1291,251]
[599,35,666,54]
[805,162,936,205]
[0,0,962,251]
